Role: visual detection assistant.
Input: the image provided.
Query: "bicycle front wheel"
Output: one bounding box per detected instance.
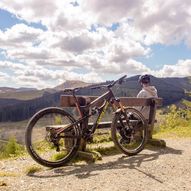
[111,107,147,156]
[25,107,81,168]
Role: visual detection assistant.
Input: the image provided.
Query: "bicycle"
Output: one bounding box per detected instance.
[25,75,147,167]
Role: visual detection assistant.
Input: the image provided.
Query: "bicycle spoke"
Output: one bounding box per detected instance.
[111,107,147,155]
[25,108,81,167]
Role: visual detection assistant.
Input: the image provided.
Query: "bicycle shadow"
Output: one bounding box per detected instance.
[29,145,182,183]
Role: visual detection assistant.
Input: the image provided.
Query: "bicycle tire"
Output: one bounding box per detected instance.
[25,107,81,168]
[111,107,147,156]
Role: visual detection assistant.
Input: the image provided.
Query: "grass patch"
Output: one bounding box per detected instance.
[153,105,191,139]
[91,134,112,144]
[0,137,25,159]
[25,165,42,175]
[52,152,67,161]
[92,145,120,156]
[154,125,191,139]
[87,141,120,156]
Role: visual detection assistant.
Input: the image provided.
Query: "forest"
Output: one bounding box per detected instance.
[0,75,190,122]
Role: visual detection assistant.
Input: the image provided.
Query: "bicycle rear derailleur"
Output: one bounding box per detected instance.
[45,127,61,152]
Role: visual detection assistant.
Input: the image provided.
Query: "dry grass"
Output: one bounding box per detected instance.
[25,165,42,175]
[0,171,19,177]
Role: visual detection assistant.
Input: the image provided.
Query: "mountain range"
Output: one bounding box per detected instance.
[0,80,92,100]
[0,76,190,122]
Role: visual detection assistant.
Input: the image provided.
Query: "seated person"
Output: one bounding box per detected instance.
[137,74,158,120]
[117,74,158,144]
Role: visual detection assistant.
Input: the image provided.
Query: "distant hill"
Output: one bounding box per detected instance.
[54,80,93,91]
[159,77,191,91]
[0,89,45,100]
[0,76,190,122]
[0,87,16,93]
[0,87,57,100]
[0,87,36,93]
[0,81,92,100]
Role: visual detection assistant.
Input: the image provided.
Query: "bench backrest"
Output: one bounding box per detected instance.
[60,95,162,126]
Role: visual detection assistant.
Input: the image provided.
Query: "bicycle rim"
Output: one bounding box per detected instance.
[111,107,147,156]
[25,107,81,167]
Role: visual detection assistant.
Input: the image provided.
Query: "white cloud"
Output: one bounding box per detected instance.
[0,0,90,32]
[0,71,9,82]
[1,0,191,88]
[54,34,95,53]
[155,60,191,77]
[81,0,142,25]
[81,0,191,46]
[0,0,57,23]
[0,61,26,71]
[0,59,102,88]
[107,39,150,63]
[16,69,102,89]
[0,24,43,48]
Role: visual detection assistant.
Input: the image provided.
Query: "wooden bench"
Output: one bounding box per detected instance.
[61,95,164,144]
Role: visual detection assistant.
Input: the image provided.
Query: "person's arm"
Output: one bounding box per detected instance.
[137,90,150,119]
[137,90,147,98]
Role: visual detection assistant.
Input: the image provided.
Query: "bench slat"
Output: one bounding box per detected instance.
[60,95,163,107]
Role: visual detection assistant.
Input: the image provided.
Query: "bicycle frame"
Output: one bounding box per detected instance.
[55,75,127,137]
[56,88,124,137]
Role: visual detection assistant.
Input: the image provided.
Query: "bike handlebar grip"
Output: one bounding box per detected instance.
[63,88,73,93]
[118,75,127,84]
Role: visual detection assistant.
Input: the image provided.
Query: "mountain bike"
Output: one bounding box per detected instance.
[25,75,147,167]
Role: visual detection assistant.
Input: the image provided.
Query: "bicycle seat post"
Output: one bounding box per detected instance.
[72,89,83,118]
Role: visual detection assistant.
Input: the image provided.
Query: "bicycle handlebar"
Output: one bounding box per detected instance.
[108,75,127,88]
[91,75,126,90]
[63,88,80,93]
[63,75,127,93]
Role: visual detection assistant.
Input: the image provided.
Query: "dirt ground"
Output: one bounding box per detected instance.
[1,138,191,191]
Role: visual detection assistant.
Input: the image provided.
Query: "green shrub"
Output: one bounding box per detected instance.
[154,105,191,138]
[0,137,24,159]
[160,105,189,130]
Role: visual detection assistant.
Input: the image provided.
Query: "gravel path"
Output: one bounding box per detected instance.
[1,138,191,191]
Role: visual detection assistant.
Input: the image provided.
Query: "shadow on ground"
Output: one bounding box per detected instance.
[29,145,182,183]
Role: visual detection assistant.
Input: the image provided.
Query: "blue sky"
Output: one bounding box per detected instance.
[0,0,191,88]
[0,9,46,31]
[137,43,191,70]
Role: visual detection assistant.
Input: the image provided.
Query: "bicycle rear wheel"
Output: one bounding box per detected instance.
[111,107,147,156]
[25,107,81,168]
